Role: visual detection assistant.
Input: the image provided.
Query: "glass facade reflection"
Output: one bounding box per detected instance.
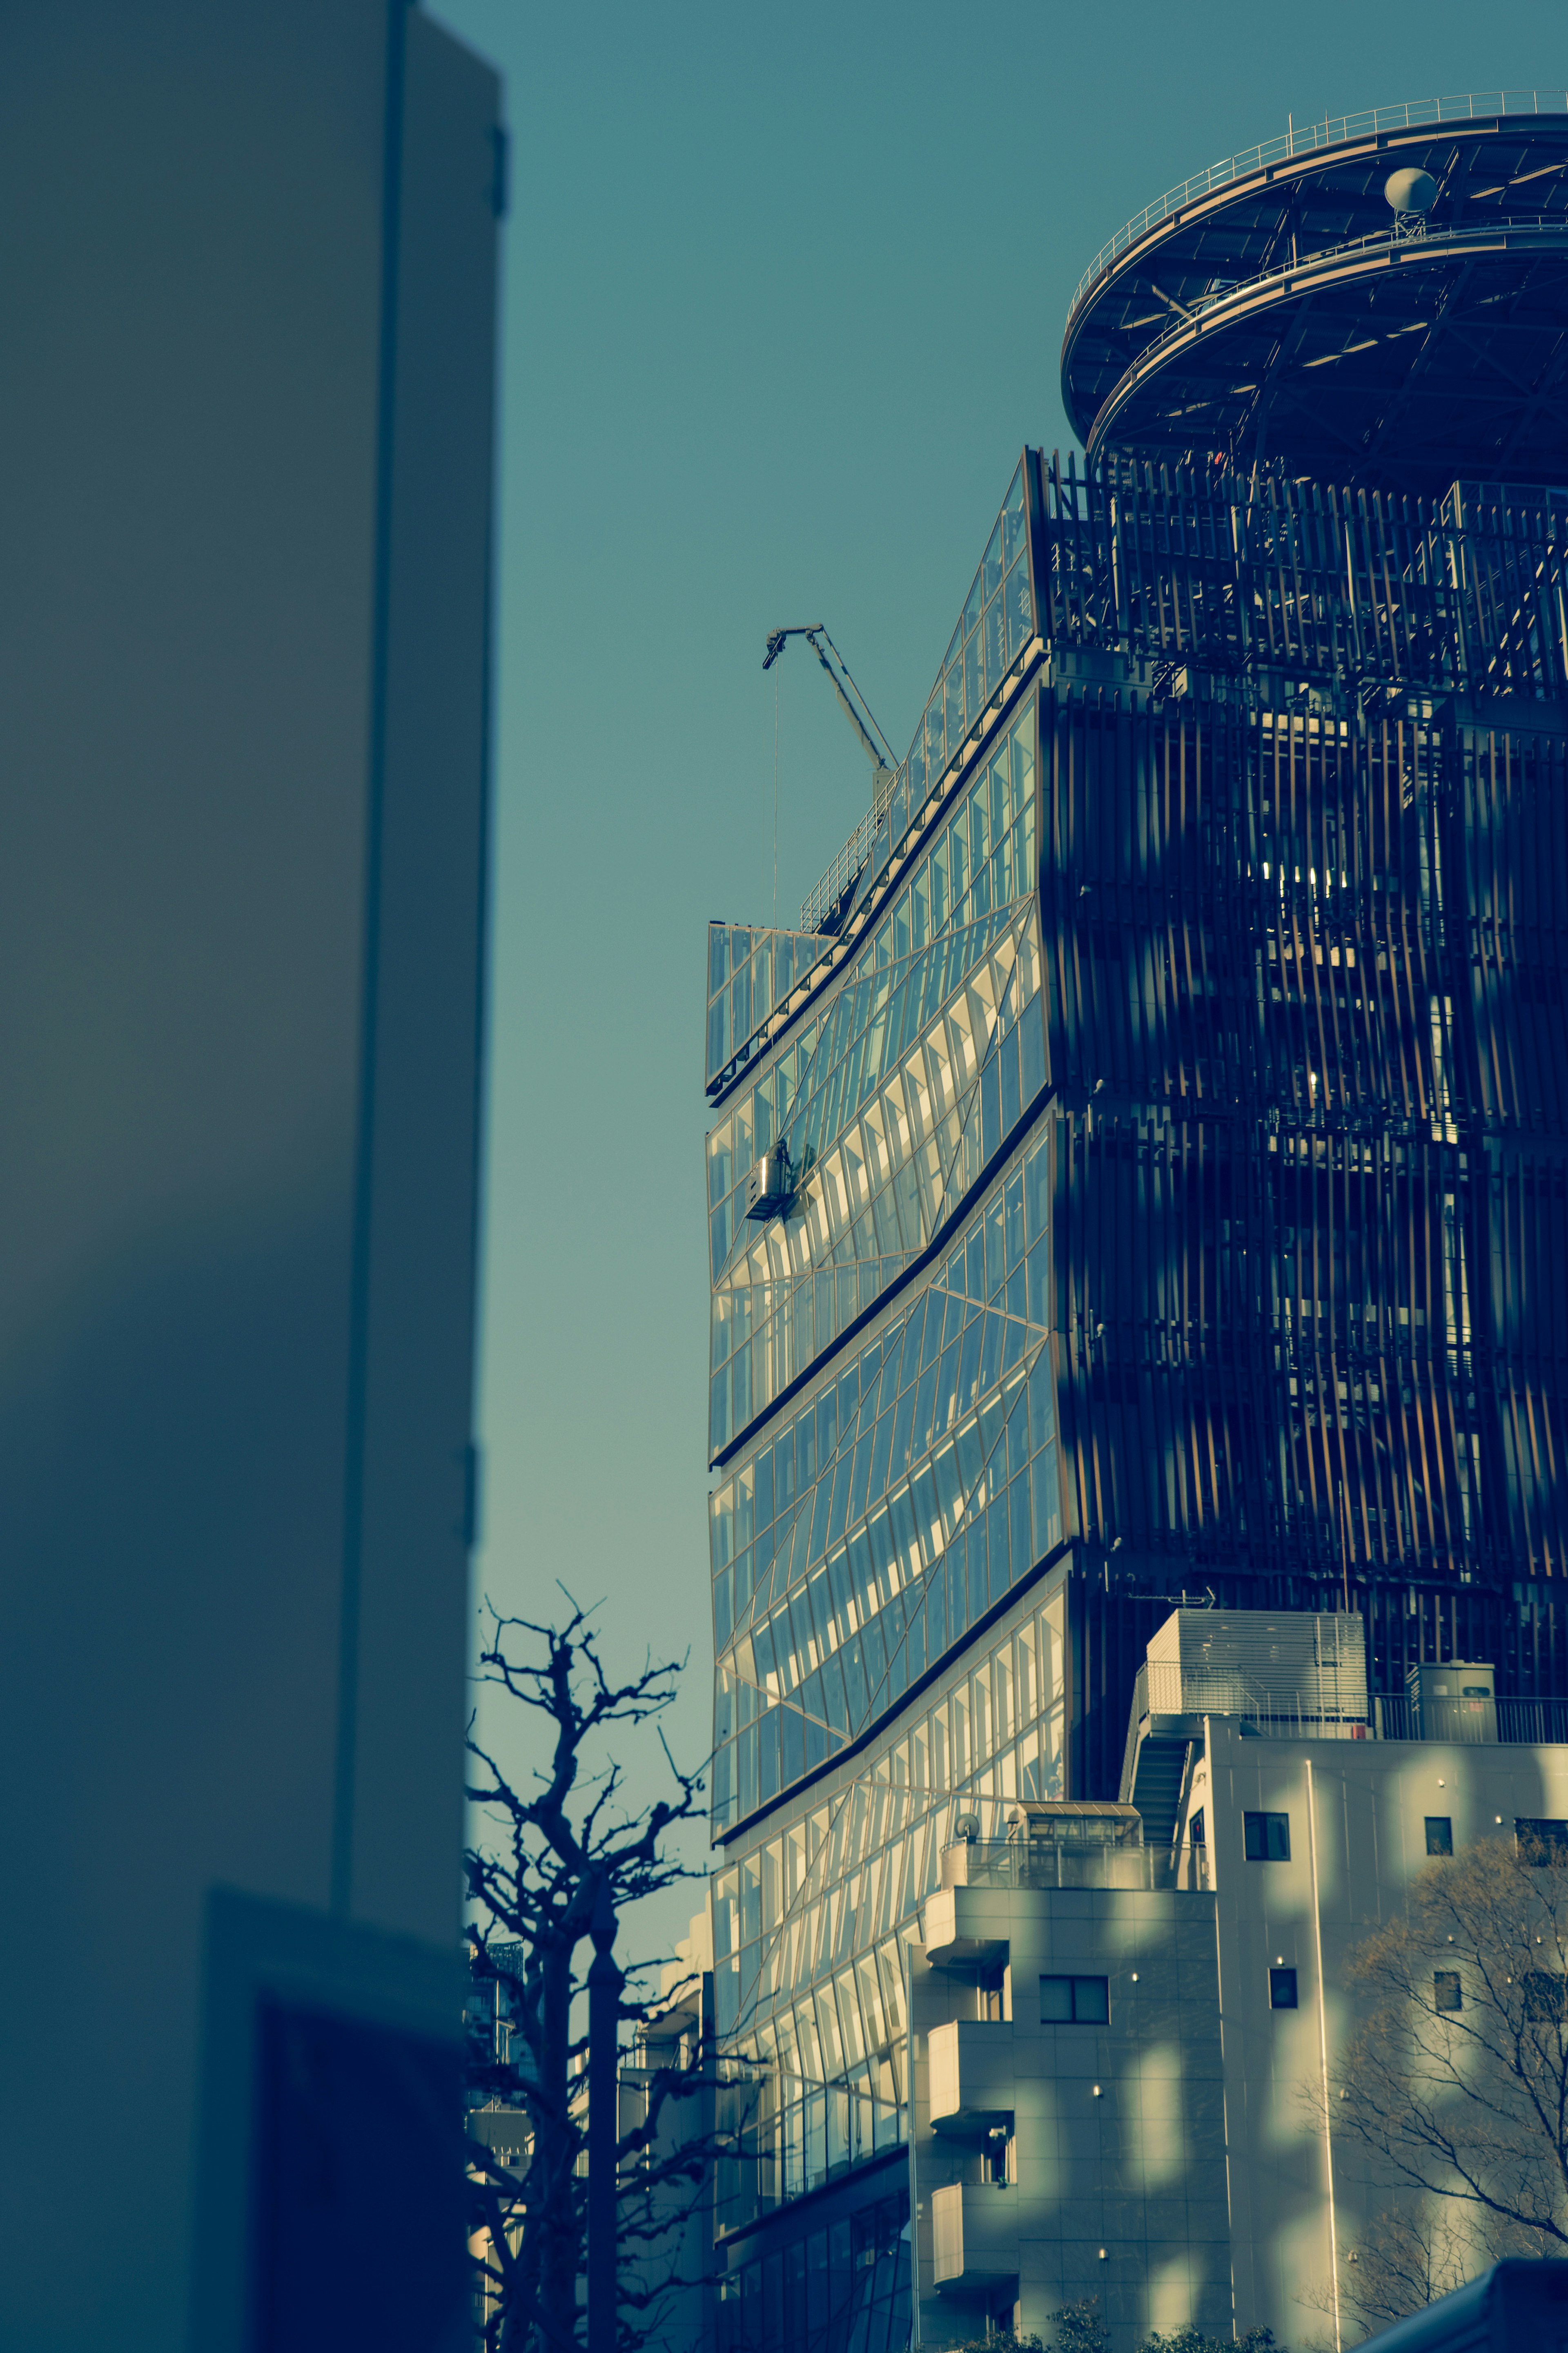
[709,1122,1062,1831]
[711,1573,1067,2215]
[707,702,1043,1455]
[715,2186,910,2353]
[702,457,1056,2353]
[708,923,826,1088]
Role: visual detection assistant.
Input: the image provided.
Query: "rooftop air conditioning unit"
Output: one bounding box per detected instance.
[746,1143,795,1222]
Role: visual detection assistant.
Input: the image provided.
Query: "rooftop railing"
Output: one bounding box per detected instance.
[1209,1697,1568,1743]
[1069,91,1568,314]
[1372,1695,1568,1744]
[942,1840,1209,1893]
[797,802,882,937]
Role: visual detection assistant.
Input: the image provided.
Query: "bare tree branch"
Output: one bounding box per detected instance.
[462,1604,737,2353]
[1309,1830,1568,2333]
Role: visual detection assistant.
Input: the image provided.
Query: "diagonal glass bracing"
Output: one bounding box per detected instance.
[700,456,1056,2268]
[708,700,1043,1456]
[707,923,825,1087]
[710,1116,1060,1834]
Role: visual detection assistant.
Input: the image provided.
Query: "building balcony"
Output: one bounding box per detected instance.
[921,1887,1011,1970]
[931,2181,1018,2288]
[927,2020,1014,2135]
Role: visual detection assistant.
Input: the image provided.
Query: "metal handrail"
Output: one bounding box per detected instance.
[942,1840,1209,1892]
[798,803,882,937]
[1069,91,1568,316]
[1372,1694,1568,1744]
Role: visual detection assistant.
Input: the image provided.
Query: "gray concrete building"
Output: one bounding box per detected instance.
[0,7,501,2349]
[907,1611,1568,2350]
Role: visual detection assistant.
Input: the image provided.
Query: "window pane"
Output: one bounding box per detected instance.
[1434,1971,1463,2013]
[1425,1817,1454,1856]
[1517,1818,1568,1865]
[1071,1976,1109,2023]
[1038,1975,1072,2022]
[1245,1810,1290,1861]
[1269,1968,1298,2010]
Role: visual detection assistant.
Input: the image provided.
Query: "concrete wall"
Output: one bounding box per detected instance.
[0,7,499,2346]
[911,1882,1231,2349]
[1195,1723,1568,2346]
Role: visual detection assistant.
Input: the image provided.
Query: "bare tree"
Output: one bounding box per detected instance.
[463,1599,735,2353]
[1298,2200,1495,2346]
[1324,1829,1568,2292]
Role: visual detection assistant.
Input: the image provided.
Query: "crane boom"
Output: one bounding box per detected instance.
[762,624,896,774]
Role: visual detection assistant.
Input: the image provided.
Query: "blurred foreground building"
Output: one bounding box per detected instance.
[699,92,1568,2353]
[0,7,500,2349]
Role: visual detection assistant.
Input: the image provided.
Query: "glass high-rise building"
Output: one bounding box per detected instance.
[701,95,1568,2353]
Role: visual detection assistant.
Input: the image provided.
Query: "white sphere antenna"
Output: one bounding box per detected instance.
[1385,166,1438,216]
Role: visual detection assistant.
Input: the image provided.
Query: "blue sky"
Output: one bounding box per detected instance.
[425,0,1565,1960]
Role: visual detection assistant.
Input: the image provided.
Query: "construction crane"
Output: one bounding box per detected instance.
[762,624,897,781]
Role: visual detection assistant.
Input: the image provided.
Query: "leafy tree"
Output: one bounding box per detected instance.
[1140,2329,1285,2353]
[463,1599,733,2353]
[942,2308,1285,2353]
[942,2333,1047,2353]
[1329,1829,1568,2260]
[1046,2302,1108,2353]
[943,2329,1049,2353]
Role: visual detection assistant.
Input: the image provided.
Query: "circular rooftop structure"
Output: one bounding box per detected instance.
[1062,94,1568,491]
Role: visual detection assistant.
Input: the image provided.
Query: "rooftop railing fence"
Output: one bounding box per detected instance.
[941,1839,1210,1893]
[1131,1691,1568,1744]
[1372,1694,1568,1744]
[1069,92,1568,314]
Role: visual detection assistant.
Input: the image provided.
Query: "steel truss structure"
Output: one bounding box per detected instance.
[1062,103,1568,491]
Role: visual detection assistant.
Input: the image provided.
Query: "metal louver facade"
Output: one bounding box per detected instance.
[1031,451,1568,1792]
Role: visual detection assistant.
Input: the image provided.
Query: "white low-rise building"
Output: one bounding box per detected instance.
[907,1610,1568,2350]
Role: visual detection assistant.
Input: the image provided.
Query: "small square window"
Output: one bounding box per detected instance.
[1244,1811,1291,1862]
[1425,1817,1453,1856]
[1269,1967,1298,2010]
[1040,1974,1109,2024]
[1434,1971,1462,2013]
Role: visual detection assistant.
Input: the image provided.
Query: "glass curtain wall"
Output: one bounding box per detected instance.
[726,456,1038,1057]
[708,923,826,1088]
[715,2188,911,2353]
[710,1118,1063,1831]
[708,698,1044,1456]
[712,1570,1067,2232]
[701,455,1056,2350]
